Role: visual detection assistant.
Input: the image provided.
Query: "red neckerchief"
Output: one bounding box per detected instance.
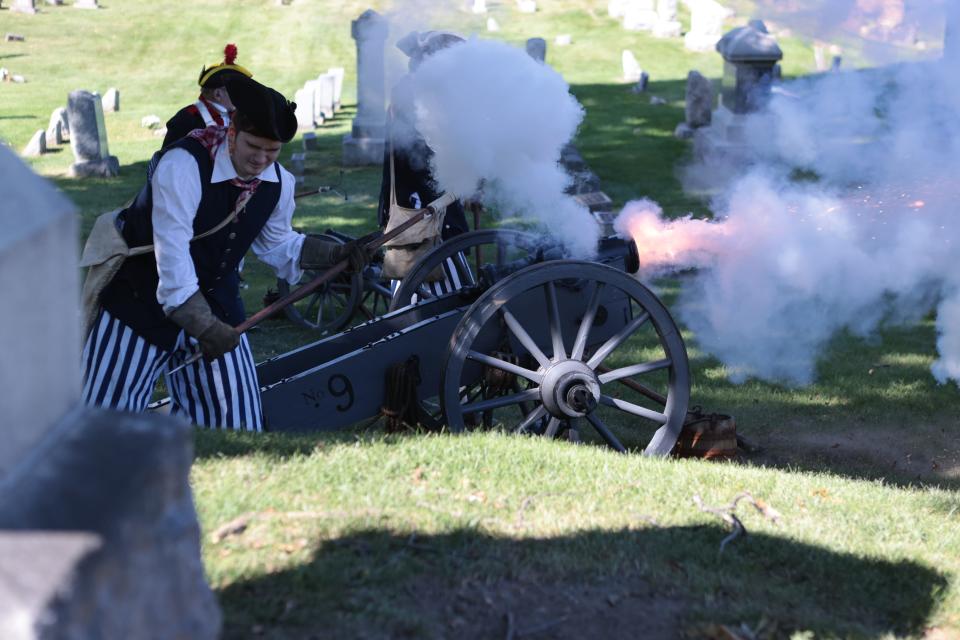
[187,126,262,206]
[197,96,226,127]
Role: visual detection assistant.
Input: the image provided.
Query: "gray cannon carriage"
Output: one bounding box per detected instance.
[256,229,691,456]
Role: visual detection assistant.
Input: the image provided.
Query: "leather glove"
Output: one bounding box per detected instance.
[167,291,240,361]
[330,240,369,273]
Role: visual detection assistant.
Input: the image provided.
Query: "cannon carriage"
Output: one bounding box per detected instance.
[256,230,691,456]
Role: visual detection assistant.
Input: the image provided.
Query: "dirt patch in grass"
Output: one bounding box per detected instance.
[741,417,960,488]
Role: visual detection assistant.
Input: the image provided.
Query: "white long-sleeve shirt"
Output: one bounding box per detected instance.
[151,139,305,314]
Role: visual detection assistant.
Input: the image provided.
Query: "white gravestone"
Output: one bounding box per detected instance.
[342,9,387,166]
[47,107,68,144]
[0,146,79,477]
[623,0,658,31]
[653,0,682,37]
[74,0,99,7]
[327,66,345,111]
[471,0,486,13]
[517,0,536,13]
[102,87,120,113]
[11,0,37,14]
[608,0,627,18]
[487,17,500,31]
[683,0,731,52]
[315,72,336,122]
[622,50,642,82]
[295,84,317,129]
[22,129,47,157]
[67,90,119,178]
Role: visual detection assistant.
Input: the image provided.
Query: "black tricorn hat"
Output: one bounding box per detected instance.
[226,75,298,143]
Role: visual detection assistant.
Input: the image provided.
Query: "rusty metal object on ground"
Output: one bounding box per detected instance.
[672,407,738,460]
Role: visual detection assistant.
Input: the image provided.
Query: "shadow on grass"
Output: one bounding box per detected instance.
[215,525,947,639]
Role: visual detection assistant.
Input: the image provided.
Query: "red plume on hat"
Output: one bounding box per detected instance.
[224,43,238,65]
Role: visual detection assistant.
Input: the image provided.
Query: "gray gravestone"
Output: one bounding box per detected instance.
[315,72,336,121]
[0,147,78,475]
[5,33,26,42]
[46,0,64,4]
[525,37,547,63]
[47,106,69,144]
[67,90,119,177]
[11,0,36,14]
[342,9,387,165]
[685,70,713,127]
[716,19,782,114]
[101,87,119,113]
[947,0,960,64]
[21,130,46,157]
[302,131,317,151]
[327,66,345,111]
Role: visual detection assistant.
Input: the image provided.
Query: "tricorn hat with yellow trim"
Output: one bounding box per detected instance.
[198,44,253,88]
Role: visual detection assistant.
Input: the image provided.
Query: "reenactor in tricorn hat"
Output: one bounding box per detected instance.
[83,76,368,431]
[161,44,253,149]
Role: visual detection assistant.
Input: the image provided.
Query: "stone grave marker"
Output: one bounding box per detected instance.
[67,90,119,178]
[608,0,627,18]
[327,66,345,111]
[653,0,682,37]
[46,0,64,4]
[295,83,317,129]
[623,0,658,31]
[302,131,317,151]
[685,69,713,128]
[5,33,26,42]
[622,50,642,82]
[516,0,536,13]
[11,0,37,14]
[11,74,26,83]
[555,34,572,46]
[47,106,69,143]
[684,0,730,52]
[102,87,120,113]
[0,68,8,82]
[315,72,336,121]
[343,9,387,166]
[487,17,500,31]
[74,0,98,8]
[525,37,546,63]
[140,114,161,129]
[22,130,47,157]
[471,0,486,13]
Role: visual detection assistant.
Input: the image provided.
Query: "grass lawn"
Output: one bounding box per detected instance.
[4,0,960,637]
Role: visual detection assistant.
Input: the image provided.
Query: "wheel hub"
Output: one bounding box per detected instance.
[539,360,600,418]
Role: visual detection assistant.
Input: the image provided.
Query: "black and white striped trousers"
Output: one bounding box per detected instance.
[82,308,263,431]
[389,254,472,306]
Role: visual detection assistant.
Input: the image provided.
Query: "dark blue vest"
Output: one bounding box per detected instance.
[100,137,282,350]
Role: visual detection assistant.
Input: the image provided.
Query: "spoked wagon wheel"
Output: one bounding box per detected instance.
[388,229,545,312]
[276,233,362,334]
[440,260,690,456]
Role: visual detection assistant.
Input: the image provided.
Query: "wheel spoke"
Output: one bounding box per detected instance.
[571,282,604,361]
[598,358,671,384]
[544,281,565,360]
[544,417,562,438]
[467,351,543,383]
[514,405,547,434]
[599,395,667,424]
[462,388,539,415]
[501,308,551,369]
[586,311,650,369]
[585,413,626,453]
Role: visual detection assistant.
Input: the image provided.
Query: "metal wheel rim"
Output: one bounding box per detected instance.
[440,260,690,456]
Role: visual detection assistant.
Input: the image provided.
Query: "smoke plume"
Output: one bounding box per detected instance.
[618,50,960,385]
[407,38,597,257]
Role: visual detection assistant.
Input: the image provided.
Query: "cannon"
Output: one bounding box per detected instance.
[255,229,691,456]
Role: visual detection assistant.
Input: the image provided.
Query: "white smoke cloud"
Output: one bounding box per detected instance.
[619,52,960,385]
[409,37,597,257]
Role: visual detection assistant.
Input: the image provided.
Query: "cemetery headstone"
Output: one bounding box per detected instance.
[517,0,536,13]
[525,37,546,63]
[0,68,8,82]
[22,129,46,157]
[46,0,64,4]
[315,72,336,121]
[67,90,119,178]
[5,33,26,42]
[343,9,387,165]
[0,147,221,639]
[73,0,98,8]
[302,131,317,151]
[830,55,842,71]
[555,34,572,46]
[685,69,713,127]
[622,50,642,82]
[47,106,69,143]
[608,0,627,18]
[295,84,317,129]
[11,0,37,14]
[487,17,500,31]
[471,0,486,13]
[683,0,730,52]
[102,87,120,113]
[623,0,658,31]
[140,115,161,129]
[716,19,782,114]
[653,0,682,38]
[11,74,26,83]
[630,70,650,93]
[327,66,345,111]
[947,0,960,63]
[289,152,305,186]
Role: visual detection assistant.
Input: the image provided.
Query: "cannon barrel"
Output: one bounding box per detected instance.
[479,234,639,285]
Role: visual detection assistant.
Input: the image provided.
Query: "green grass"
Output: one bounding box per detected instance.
[5,0,960,637]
